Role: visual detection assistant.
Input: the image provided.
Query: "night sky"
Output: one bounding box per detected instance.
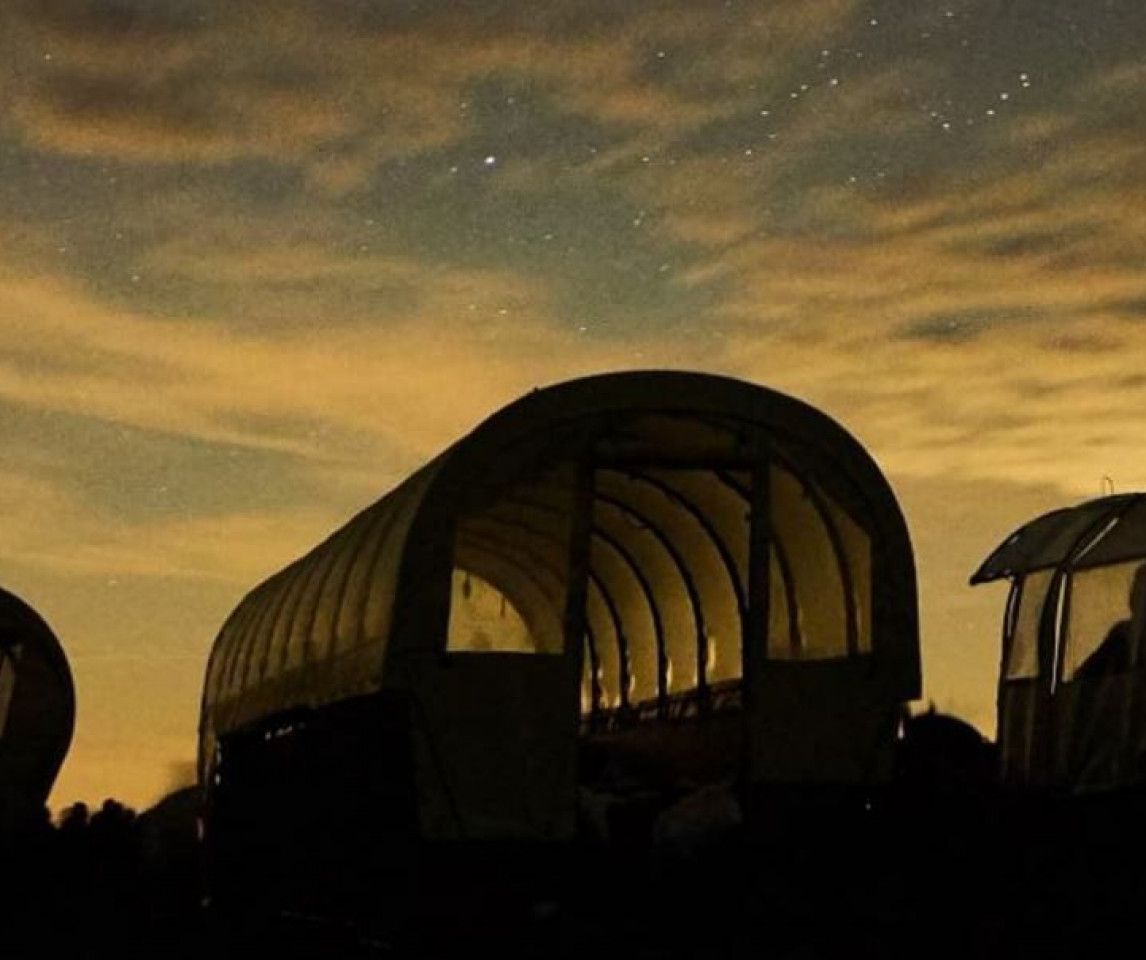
[2,0,1145,809]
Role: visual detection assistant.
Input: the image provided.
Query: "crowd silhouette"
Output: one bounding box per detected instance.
[2,794,207,959]
[6,707,1146,958]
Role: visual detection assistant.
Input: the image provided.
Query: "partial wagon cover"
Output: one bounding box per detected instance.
[0,585,75,823]
[975,494,1146,790]
[200,372,919,781]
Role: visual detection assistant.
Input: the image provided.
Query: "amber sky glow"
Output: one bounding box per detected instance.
[2,0,1145,808]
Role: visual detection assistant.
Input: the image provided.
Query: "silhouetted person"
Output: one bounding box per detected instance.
[1076,562,1146,679]
[57,799,89,834]
[895,705,997,794]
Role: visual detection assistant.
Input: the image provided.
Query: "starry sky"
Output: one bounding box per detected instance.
[2,0,1145,810]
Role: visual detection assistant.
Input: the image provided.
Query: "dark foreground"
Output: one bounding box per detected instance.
[5,784,1146,959]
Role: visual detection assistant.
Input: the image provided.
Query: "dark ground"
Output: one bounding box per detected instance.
[5,783,1146,959]
[4,715,1144,959]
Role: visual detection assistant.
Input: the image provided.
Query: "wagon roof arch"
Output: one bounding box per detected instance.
[202,371,919,755]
